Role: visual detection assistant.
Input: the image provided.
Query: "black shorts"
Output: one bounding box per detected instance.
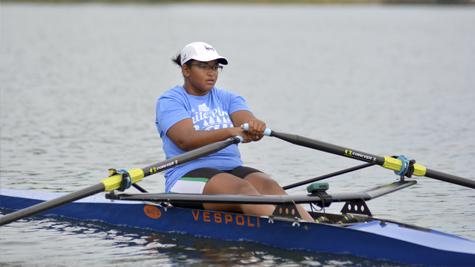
[170,166,262,209]
[184,166,262,181]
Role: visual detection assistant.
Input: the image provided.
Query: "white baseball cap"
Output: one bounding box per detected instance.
[180,42,228,66]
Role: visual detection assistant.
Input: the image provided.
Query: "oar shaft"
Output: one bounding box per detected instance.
[102,137,243,192]
[267,129,475,189]
[0,183,104,226]
[426,169,475,189]
[270,130,385,164]
[0,137,242,226]
[143,136,242,177]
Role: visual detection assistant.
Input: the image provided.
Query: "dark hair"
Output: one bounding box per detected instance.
[172,54,181,66]
[172,54,193,67]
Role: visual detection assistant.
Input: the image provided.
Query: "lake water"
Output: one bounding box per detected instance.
[1,3,474,266]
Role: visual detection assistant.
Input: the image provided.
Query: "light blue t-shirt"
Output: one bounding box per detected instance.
[155,86,250,192]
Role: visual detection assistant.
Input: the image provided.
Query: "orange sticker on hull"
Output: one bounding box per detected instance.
[144,205,161,219]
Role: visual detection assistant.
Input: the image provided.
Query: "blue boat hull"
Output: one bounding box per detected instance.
[1,189,474,266]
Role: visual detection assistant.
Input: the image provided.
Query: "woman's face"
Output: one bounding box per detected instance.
[183,60,222,95]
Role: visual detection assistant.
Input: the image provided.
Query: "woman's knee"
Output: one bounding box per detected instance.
[245,173,284,194]
[203,173,260,195]
[234,180,260,195]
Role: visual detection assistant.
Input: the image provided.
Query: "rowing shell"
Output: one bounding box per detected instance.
[1,188,474,266]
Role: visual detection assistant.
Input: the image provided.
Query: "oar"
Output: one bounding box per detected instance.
[0,136,242,226]
[271,130,475,189]
[243,124,475,189]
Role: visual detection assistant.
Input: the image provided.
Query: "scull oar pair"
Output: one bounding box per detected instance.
[2,125,474,224]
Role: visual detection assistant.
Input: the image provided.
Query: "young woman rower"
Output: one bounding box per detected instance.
[155,42,312,221]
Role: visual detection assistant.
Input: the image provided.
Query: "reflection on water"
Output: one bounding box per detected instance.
[0,213,406,267]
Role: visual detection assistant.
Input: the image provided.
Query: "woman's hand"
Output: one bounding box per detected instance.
[229,110,267,143]
[228,120,266,143]
[228,127,252,143]
[243,118,266,142]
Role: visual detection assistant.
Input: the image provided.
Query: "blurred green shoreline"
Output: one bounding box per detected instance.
[2,0,474,4]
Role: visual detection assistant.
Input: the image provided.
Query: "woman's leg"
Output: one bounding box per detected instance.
[202,173,275,216]
[244,172,314,222]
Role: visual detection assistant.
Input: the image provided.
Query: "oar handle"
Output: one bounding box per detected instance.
[242,123,272,136]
